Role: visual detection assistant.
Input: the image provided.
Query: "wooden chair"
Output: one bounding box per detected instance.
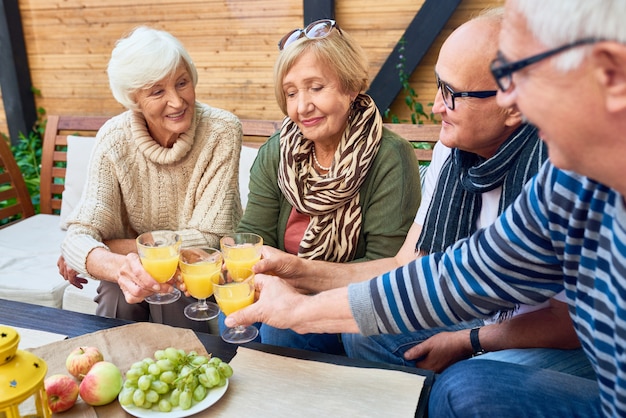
[40,115,440,217]
[239,119,439,164]
[40,115,110,215]
[0,138,35,227]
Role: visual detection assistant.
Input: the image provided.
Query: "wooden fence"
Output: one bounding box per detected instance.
[1,0,501,138]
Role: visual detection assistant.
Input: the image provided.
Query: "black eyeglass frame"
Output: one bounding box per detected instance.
[436,75,497,111]
[278,19,341,51]
[490,37,603,92]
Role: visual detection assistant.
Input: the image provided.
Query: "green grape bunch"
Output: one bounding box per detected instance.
[118,347,233,412]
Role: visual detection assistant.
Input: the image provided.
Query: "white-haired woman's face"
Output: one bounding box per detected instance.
[135,64,195,147]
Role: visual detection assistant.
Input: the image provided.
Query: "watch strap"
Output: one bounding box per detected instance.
[470,327,486,357]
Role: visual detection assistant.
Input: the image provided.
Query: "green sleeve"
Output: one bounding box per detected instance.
[237,128,422,260]
[236,133,287,249]
[350,128,422,262]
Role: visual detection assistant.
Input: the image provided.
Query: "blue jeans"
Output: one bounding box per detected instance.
[217,313,343,354]
[259,324,345,355]
[342,319,484,367]
[475,347,596,380]
[429,359,602,417]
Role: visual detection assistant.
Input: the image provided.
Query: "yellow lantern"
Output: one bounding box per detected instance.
[0,325,51,418]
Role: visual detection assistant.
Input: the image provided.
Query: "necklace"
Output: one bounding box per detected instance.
[311,147,332,171]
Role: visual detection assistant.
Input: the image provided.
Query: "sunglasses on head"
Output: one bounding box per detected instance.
[278,19,342,50]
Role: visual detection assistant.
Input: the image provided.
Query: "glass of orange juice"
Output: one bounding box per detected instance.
[214,268,258,343]
[179,247,222,321]
[219,233,263,280]
[136,230,182,304]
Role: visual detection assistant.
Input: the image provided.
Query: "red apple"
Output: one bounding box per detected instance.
[44,374,79,413]
[79,361,123,406]
[65,346,104,380]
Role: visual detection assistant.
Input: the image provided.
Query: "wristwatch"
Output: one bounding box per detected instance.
[470,327,486,357]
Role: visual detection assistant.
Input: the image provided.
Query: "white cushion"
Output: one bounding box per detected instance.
[62,278,99,315]
[0,214,68,308]
[239,145,258,209]
[60,135,97,229]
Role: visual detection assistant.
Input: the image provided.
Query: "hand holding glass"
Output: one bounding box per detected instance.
[214,268,258,344]
[136,230,182,304]
[179,247,222,321]
[220,233,263,280]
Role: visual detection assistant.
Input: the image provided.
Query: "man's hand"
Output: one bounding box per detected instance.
[253,246,301,278]
[404,330,472,373]
[57,255,88,289]
[224,274,305,330]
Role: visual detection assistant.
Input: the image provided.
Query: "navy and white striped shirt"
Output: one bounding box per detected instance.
[349,161,626,416]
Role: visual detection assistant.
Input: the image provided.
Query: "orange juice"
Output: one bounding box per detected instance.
[214,281,254,315]
[224,245,261,280]
[181,262,221,299]
[141,255,179,283]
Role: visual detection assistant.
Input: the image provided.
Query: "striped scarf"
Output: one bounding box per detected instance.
[416,123,546,254]
[277,94,382,262]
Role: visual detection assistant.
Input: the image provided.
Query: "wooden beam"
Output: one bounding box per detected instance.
[303,0,335,25]
[367,0,461,114]
[0,0,37,145]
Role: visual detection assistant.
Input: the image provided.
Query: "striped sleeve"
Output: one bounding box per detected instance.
[348,161,565,335]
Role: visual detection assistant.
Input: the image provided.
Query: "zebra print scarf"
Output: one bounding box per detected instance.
[416,123,546,254]
[277,94,382,262]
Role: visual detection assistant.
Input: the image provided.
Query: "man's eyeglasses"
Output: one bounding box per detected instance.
[278,19,341,51]
[436,76,497,111]
[490,38,602,92]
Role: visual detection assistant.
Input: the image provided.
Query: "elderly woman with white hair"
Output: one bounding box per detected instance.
[57,26,243,331]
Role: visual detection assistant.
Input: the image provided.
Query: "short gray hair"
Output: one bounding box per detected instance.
[107,26,198,110]
[511,0,626,72]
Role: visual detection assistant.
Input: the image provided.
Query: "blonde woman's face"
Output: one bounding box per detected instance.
[135,64,195,147]
[282,50,355,146]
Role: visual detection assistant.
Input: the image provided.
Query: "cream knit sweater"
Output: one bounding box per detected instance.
[61,102,243,277]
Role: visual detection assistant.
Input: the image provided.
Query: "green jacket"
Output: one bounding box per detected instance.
[237,127,421,262]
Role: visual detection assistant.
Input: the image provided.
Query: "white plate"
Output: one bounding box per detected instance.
[121,379,228,418]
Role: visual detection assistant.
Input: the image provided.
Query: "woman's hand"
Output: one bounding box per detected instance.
[174,269,191,297]
[116,253,174,304]
[57,255,89,289]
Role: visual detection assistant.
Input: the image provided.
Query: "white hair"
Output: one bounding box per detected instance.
[511,0,626,71]
[107,26,198,110]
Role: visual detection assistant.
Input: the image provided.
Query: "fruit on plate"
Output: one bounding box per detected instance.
[44,374,80,413]
[79,361,123,406]
[118,348,234,412]
[65,346,104,380]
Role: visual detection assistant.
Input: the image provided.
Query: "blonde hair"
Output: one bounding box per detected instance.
[273,28,368,115]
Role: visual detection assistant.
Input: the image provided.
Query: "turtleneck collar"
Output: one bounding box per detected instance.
[132,103,198,165]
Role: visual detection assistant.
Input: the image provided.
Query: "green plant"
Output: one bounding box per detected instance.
[385,37,438,125]
[2,106,46,213]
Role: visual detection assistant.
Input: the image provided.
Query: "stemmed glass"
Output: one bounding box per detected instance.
[136,230,182,304]
[219,233,263,280]
[213,268,258,344]
[179,247,222,321]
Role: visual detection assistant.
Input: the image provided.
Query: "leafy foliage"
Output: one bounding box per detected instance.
[384,37,438,125]
[1,107,46,214]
